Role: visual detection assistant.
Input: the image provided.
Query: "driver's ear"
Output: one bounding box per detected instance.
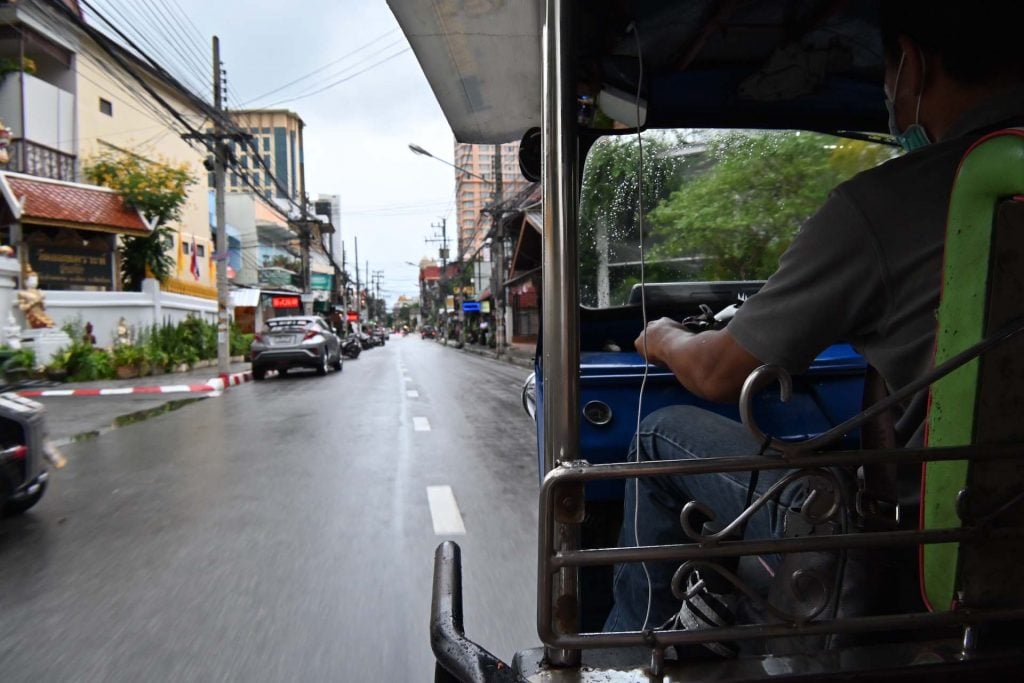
[897,35,928,97]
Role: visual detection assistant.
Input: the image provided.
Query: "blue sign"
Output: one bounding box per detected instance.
[462,301,481,313]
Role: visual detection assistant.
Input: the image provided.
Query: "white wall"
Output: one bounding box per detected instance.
[34,279,216,348]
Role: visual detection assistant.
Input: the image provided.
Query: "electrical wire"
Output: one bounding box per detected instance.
[239,28,400,106]
[627,21,655,634]
[256,49,411,109]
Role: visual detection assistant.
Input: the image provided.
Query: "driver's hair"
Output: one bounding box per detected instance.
[880,2,1024,86]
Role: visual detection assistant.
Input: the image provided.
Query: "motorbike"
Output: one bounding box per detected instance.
[341,337,362,359]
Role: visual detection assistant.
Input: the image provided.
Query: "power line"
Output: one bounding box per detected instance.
[239,27,399,106]
[258,49,411,109]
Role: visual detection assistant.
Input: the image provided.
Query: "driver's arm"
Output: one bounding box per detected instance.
[635,318,762,403]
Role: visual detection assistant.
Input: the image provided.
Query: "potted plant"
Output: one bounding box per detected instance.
[112,344,143,379]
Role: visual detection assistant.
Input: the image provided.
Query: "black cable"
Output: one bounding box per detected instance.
[257,49,411,109]
[240,28,400,106]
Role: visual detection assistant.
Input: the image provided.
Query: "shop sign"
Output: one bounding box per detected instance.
[462,301,481,312]
[311,272,334,291]
[445,295,455,311]
[481,301,491,314]
[30,245,111,288]
[271,295,301,308]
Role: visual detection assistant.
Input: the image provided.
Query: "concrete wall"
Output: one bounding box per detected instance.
[34,279,216,348]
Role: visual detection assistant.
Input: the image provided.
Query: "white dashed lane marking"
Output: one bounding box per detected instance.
[413,416,431,431]
[426,485,466,535]
[407,390,420,398]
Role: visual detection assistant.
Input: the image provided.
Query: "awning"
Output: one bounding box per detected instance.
[230,288,262,308]
[0,171,151,234]
[387,0,542,144]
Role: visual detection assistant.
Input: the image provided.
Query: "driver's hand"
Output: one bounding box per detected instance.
[635,317,692,366]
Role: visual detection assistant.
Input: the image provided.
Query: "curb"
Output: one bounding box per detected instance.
[17,370,254,399]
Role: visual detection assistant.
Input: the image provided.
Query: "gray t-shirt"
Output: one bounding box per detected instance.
[729,89,1024,408]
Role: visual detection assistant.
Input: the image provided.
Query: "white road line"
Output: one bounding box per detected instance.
[402,376,412,383]
[426,485,466,535]
[413,416,431,431]
[407,390,420,398]
[100,388,135,396]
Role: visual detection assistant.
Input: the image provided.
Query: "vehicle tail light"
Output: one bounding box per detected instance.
[303,329,319,340]
[253,334,263,343]
[2,445,27,461]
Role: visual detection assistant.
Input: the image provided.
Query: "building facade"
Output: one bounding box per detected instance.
[452,141,531,260]
[0,0,214,296]
[219,109,305,203]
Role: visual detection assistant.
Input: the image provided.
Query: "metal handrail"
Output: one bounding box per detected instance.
[739,314,1024,456]
[537,444,1024,651]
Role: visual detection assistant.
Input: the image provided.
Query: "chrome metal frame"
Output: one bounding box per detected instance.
[538,444,1024,653]
[541,0,582,666]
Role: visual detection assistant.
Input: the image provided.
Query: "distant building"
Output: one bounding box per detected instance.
[452,142,531,261]
[216,109,306,203]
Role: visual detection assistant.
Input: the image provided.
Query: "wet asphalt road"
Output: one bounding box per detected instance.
[0,336,539,681]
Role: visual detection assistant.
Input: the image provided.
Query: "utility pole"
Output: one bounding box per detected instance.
[373,270,384,321]
[340,240,348,334]
[354,237,360,330]
[425,218,449,336]
[365,259,369,322]
[490,143,505,356]
[212,36,230,374]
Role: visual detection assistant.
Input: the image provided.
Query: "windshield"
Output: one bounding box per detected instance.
[578,130,896,308]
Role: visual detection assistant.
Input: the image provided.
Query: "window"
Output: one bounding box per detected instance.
[197,244,206,258]
[183,241,191,255]
[263,137,270,152]
[99,98,113,116]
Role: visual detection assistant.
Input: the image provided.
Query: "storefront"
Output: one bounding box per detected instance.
[0,171,151,290]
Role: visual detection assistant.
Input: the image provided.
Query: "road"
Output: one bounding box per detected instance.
[0,336,539,681]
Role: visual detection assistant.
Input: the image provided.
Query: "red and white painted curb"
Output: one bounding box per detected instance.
[17,370,254,398]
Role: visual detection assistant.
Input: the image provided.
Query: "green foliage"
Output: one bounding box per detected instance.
[647,132,895,280]
[49,340,113,382]
[230,323,253,357]
[83,151,196,290]
[7,348,37,371]
[578,132,695,305]
[48,316,219,380]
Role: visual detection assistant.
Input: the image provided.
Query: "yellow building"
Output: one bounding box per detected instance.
[0,0,215,297]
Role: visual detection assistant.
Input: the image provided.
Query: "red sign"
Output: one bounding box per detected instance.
[346,311,359,321]
[271,296,301,308]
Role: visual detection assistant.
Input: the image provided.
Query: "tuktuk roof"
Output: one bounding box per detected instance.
[388,0,888,144]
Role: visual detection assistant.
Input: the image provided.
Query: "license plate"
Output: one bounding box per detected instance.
[269,336,294,346]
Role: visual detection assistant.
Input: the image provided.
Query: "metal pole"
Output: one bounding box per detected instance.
[354,237,360,330]
[492,143,504,356]
[541,0,581,667]
[213,36,230,374]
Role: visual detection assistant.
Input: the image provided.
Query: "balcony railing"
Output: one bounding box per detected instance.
[6,139,77,182]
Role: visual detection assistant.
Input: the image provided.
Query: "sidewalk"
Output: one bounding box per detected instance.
[438,338,535,369]
[17,362,252,444]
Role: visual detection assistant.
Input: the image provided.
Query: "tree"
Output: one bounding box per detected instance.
[648,132,894,280]
[84,151,195,290]
[578,132,698,306]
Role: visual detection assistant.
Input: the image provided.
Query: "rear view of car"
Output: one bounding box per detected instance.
[250,316,342,380]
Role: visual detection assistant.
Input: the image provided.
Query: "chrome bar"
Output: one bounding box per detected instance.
[539,607,1024,649]
[548,526,1016,570]
[540,0,581,667]
[537,444,1024,652]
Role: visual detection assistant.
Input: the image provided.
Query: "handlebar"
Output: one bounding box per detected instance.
[430,541,525,682]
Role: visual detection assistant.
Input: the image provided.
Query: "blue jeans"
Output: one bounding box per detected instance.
[603,405,805,632]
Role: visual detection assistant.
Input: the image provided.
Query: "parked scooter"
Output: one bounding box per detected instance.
[341,336,362,359]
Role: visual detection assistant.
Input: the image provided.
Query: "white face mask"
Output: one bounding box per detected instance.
[885,51,932,152]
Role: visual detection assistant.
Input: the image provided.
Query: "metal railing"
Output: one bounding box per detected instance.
[7,139,77,182]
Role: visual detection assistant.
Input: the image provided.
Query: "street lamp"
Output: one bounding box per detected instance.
[408,143,493,185]
[408,142,505,352]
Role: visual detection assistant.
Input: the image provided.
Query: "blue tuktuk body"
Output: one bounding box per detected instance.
[533,286,867,499]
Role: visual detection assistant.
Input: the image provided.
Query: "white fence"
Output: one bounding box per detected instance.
[35,279,217,348]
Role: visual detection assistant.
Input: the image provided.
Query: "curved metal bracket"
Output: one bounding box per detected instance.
[739,315,1024,455]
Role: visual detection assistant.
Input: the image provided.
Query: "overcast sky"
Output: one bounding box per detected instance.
[89,0,459,304]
